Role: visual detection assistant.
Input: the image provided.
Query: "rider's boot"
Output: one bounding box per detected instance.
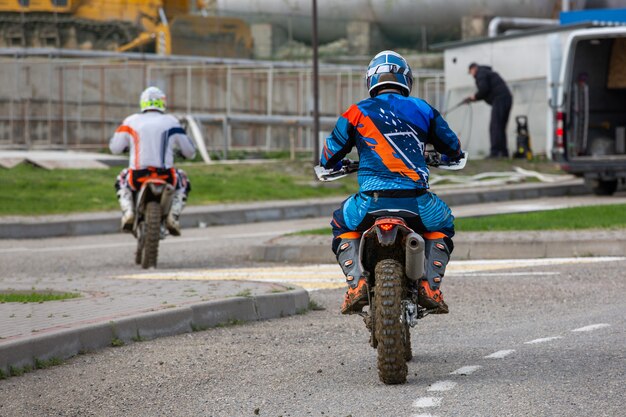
[419,233,452,314]
[117,188,135,232]
[334,235,368,314]
[166,191,186,236]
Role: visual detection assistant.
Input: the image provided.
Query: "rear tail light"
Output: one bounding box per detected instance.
[379,223,395,232]
[555,111,565,153]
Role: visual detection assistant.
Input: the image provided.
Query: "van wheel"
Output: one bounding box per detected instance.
[589,179,617,196]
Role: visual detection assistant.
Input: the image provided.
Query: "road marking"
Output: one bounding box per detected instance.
[115,265,347,290]
[484,349,516,359]
[112,256,626,291]
[412,397,442,408]
[446,257,625,275]
[524,336,563,344]
[427,380,457,392]
[572,323,611,332]
[453,272,560,277]
[0,231,292,255]
[450,365,481,375]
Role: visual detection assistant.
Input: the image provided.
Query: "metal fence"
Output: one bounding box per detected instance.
[0,52,445,155]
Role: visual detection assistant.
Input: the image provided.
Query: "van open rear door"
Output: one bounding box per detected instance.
[554,27,626,195]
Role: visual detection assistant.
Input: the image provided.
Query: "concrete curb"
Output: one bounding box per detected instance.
[0,288,309,376]
[0,180,588,239]
[251,238,626,263]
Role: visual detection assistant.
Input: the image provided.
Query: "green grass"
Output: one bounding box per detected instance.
[292,228,330,236]
[0,157,567,217]
[0,161,357,216]
[293,204,626,235]
[0,291,81,303]
[455,204,626,231]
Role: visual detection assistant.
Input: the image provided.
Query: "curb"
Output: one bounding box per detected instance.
[0,288,309,376]
[251,238,626,263]
[0,180,588,239]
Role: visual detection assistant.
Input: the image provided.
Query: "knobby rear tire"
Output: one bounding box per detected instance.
[141,201,161,269]
[404,324,413,362]
[374,259,408,384]
[135,223,144,265]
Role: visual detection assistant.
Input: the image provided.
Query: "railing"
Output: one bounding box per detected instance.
[0,49,445,155]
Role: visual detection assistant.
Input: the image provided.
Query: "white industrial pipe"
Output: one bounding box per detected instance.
[488,17,560,37]
[213,0,580,44]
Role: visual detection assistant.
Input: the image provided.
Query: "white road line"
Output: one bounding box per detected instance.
[450,257,625,268]
[572,323,611,332]
[0,231,289,255]
[524,336,563,345]
[427,380,457,392]
[412,397,443,408]
[450,365,481,375]
[484,349,516,359]
[485,349,515,359]
[450,272,560,277]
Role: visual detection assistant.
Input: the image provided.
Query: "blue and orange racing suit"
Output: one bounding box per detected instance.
[320,91,462,253]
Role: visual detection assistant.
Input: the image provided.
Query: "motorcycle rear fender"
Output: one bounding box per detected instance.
[359,217,416,280]
[359,217,414,270]
[134,179,176,218]
[367,217,412,247]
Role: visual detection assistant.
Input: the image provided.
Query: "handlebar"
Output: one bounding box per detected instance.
[314,151,468,182]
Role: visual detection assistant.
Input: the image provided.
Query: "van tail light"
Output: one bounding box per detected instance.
[555,111,565,153]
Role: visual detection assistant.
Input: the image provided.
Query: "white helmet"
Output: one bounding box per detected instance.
[140,86,166,113]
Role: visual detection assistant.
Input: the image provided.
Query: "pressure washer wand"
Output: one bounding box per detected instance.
[443,99,470,117]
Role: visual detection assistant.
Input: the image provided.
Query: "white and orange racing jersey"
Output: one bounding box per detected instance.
[109,112,196,169]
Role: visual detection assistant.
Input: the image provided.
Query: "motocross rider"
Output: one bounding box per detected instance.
[319,50,464,315]
[109,86,196,236]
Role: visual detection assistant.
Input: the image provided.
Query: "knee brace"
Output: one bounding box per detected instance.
[335,238,363,289]
[424,237,452,290]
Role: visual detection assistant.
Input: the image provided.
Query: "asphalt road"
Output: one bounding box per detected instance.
[0,217,332,279]
[1,256,624,416]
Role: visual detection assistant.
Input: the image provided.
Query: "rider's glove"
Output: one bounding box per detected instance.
[441,152,464,164]
[332,159,353,171]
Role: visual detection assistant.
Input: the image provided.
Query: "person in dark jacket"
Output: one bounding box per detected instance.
[466,63,512,158]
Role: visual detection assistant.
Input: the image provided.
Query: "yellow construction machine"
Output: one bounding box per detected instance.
[0,0,253,57]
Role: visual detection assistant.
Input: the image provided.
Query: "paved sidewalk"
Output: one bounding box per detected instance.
[0,273,308,375]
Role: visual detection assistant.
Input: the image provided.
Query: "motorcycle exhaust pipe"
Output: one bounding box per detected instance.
[405,233,425,281]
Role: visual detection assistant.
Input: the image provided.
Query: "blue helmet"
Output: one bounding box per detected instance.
[366,50,413,97]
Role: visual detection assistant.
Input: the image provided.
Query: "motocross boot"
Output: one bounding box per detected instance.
[335,236,368,314]
[166,191,186,236]
[117,188,135,232]
[419,234,452,314]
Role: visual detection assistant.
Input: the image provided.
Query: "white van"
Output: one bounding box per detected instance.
[552,27,626,195]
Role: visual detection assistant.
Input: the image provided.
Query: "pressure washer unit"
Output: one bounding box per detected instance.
[513,115,533,160]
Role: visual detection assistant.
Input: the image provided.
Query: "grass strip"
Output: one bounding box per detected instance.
[0,291,81,303]
[0,162,357,216]
[292,204,626,235]
[456,204,626,231]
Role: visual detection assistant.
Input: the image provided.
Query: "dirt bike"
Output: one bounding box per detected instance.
[315,150,467,384]
[132,177,176,269]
